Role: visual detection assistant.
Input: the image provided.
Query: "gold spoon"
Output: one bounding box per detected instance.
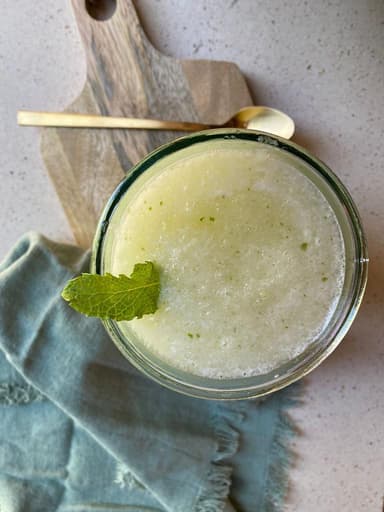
[17,106,295,139]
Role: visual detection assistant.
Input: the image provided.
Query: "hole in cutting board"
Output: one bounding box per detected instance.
[85,0,117,21]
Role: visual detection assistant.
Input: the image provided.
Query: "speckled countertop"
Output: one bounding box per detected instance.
[1,1,383,510]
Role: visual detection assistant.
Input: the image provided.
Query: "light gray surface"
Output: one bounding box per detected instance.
[1,0,384,510]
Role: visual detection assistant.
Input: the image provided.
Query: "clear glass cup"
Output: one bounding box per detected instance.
[91,129,368,400]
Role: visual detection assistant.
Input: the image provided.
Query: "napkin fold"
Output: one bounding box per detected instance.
[0,233,300,512]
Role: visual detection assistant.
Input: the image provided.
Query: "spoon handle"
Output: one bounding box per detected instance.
[17,111,211,132]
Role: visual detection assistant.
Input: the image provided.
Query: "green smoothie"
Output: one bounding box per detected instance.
[105,139,345,378]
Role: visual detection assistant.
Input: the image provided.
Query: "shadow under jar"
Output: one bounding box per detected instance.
[92,129,368,400]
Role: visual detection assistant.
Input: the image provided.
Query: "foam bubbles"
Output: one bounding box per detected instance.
[110,143,345,379]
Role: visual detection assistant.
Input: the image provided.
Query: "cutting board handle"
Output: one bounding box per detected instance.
[71,0,151,48]
[70,0,162,117]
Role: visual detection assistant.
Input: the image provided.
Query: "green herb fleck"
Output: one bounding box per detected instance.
[300,242,308,251]
[199,216,205,222]
[322,276,328,282]
[196,333,201,338]
[209,216,215,222]
[187,333,194,339]
[61,262,160,321]
[159,201,163,206]
[148,206,152,211]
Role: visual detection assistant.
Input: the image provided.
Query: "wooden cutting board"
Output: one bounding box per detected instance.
[41,0,252,248]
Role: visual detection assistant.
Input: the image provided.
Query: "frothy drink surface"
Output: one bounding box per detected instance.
[107,140,345,378]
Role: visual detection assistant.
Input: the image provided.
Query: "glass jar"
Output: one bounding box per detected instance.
[91,129,368,400]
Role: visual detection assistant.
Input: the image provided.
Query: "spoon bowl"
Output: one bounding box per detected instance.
[228,106,295,139]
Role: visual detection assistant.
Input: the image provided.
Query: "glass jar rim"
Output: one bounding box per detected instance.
[91,129,368,400]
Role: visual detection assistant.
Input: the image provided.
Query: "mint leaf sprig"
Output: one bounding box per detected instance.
[61,261,160,321]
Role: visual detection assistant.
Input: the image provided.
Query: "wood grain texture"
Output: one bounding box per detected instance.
[40,0,252,248]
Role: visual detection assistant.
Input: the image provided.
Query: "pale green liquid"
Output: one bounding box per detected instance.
[107,141,345,378]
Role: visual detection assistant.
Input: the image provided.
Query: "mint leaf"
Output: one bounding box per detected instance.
[61,261,160,321]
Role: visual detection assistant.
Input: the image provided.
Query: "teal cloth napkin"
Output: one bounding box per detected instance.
[0,232,299,512]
